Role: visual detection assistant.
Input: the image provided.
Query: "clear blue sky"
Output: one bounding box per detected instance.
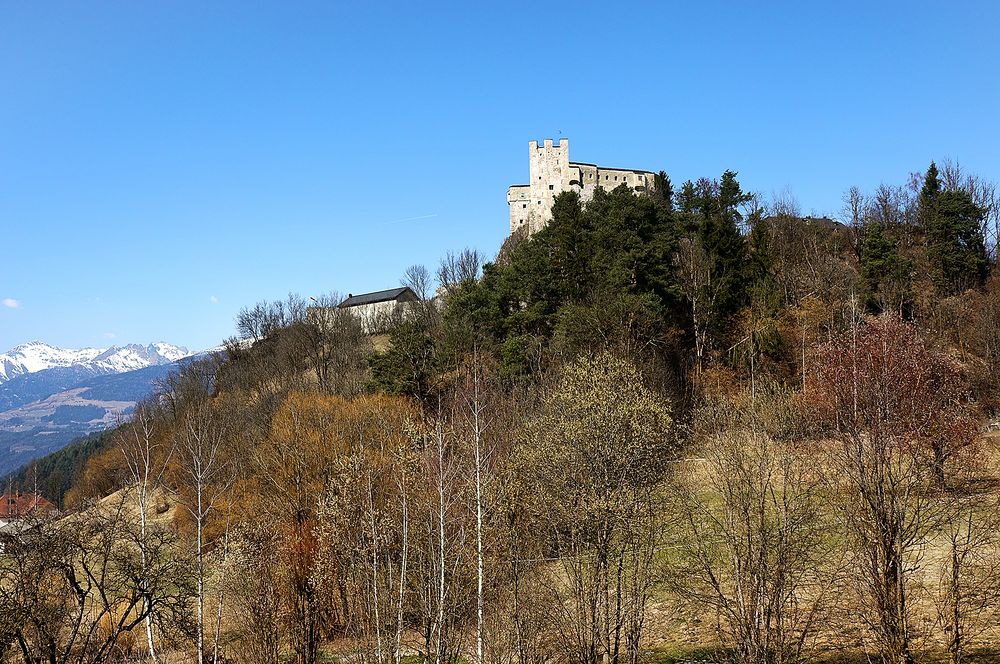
[2,1,998,352]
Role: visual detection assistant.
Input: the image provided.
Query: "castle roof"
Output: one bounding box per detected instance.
[569,161,656,175]
[802,216,849,231]
[763,215,850,232]
[339,287,416,308]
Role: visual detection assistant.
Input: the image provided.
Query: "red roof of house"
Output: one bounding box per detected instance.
[0,492,55,519]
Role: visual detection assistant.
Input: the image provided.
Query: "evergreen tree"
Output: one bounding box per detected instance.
[918,161,988,294]
[719,170,752,217]
[859,220,912,315]
[746,217,776,300]
[443,185,681,370]
[652,171,674,212]
[543,191,592,303]
[916,161,940,237]
[368,321,437,399]
[920,161,940,208]
[927,189,988,295]
[677,180,698,215]
[698,171,753,335]
[586,184,678,305]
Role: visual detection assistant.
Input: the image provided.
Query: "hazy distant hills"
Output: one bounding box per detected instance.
[0,341,194,476]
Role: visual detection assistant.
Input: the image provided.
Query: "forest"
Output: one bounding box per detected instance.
[3,160,1000,664]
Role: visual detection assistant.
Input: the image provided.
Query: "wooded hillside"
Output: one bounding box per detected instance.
[3,162,1000,664]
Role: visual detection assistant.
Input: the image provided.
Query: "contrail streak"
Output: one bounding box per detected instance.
[378,213,439,226]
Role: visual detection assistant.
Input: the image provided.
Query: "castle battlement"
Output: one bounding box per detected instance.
[508,139,655,235]
[529,138,566,150]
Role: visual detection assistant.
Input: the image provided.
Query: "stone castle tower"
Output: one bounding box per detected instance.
[507,139,656,235]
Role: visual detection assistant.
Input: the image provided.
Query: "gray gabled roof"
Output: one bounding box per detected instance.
[339,287,415,308]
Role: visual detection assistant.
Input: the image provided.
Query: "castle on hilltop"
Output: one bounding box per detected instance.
[507,139,656,235]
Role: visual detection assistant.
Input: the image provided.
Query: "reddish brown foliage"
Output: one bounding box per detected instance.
[812,315,979,486]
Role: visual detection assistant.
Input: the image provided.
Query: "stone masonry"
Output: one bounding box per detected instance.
[507,139,656,235]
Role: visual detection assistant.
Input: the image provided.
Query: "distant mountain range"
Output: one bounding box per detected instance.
[0,341,197,476]
[0,341,188,383]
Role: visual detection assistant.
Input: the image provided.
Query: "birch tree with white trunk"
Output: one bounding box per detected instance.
[118,405,173,663]
[174,405,231,664]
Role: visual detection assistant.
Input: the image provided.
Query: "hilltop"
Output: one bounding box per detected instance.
[5,161,1000,664]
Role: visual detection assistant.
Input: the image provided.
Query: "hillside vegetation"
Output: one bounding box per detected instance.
[3,163,1000,664]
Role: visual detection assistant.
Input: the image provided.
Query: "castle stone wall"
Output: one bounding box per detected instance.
[508,139,655,235]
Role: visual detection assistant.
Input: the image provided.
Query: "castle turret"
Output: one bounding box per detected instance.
[509,138,570,234]
[507,139,655,236]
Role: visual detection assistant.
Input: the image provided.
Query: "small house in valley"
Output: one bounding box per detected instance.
[0,491,56,549]
[0,491,54,525]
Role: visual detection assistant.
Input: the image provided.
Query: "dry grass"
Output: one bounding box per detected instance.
[59,437,1000,663]
[638,434,1000,663]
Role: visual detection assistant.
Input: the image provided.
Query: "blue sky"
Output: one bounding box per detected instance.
[2,1,998,352]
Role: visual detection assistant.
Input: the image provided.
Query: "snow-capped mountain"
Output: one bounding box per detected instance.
[89,343,190,374]
[0,341,202,474]
[0,346,211,476]
[0,341,190,383]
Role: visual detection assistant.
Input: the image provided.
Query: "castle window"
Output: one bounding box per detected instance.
[522,204,527,208]
[548,185,554,190]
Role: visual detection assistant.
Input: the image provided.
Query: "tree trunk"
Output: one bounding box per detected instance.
[395,475,408,664]
[197,480,205,664]
[473,379,485,664]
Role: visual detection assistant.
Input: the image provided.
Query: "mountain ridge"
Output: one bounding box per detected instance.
[0,340,199,475]
[0,354,209,476]
[0,341,189,383]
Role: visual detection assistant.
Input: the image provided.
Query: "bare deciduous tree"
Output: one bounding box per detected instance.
[173,405,232,664]
[403,264,434,301]
[675,236,713,376]
[236,293,309,343]
[671,388,834,664]
[0,498,194,664]
[815,317,960,663]
[935,493,1000,664]
[223,525,283,664]
[438,248,483,292]
[517,353,674,664]
[118,403,174,662]
[403,264,442,326]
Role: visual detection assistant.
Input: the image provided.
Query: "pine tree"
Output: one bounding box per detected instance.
[859,220,912,315]
[927,189,988,295]
[918,161,988,295]
[719,170,751,216]
[920,162,940,210]
[699,171,752,334]
[677,180,698,215]
[917,161,940,239]
[652,170,674,212]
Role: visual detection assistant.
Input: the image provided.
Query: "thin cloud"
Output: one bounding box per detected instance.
[104,332,117,339]
[378,213,438,226]
[209,295,219,304]
[2,298,20,309]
